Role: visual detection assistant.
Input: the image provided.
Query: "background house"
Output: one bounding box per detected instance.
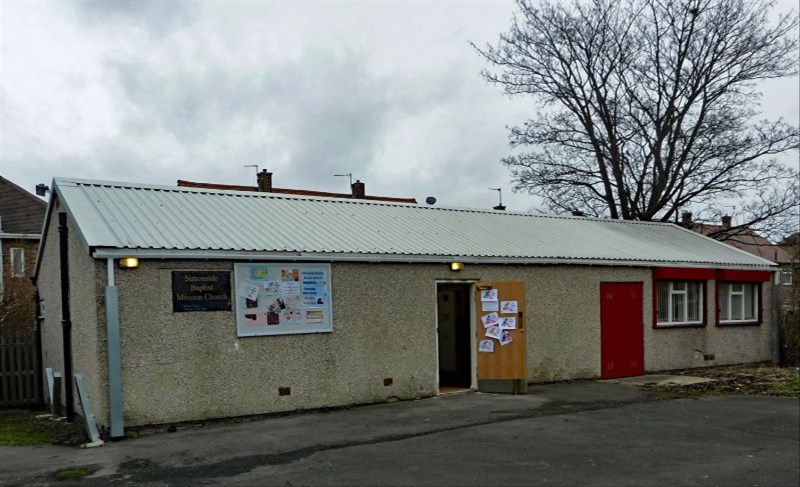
[0,176,46,332]
[682,213,796,311]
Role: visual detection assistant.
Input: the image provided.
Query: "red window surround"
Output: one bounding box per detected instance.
[652,268,772,329]
[652,268,713,328]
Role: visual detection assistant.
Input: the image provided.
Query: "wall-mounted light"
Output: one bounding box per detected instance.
[118,257,139,269]
[450,262,464,271]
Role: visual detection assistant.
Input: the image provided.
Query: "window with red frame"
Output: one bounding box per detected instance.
[718,282,759,324]
[656,281,705,326]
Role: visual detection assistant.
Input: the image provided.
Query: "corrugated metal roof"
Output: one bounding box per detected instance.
[51,178,776,269]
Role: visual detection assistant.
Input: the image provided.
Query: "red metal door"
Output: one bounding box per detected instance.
[600,282,644,379]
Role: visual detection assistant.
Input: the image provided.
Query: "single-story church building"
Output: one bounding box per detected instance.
[35,178,778,438]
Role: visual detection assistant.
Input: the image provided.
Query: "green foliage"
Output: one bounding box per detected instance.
[55,467,95,480]
[770,375,800,396]
[0,411,55,446]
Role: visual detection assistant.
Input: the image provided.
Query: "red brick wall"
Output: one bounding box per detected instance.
[1,238,40,331]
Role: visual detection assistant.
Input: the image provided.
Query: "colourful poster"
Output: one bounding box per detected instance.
[281,281,301,296]
[499,317,516,330]
[481,312,499,328]
[237,282,260,301]
[305,309,324,324]
[500,330,513,346]
[501,301,518,314]
[282,309,303,324]
[249,266,271,281]
[480,289,499,302]
[262,280,280,295]
[479,340,494,353]
[243,312,267,326]
[281,268,300,281]
[485,325,502,340]
[301,269,328,305]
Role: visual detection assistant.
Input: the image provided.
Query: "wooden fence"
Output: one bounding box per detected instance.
[0,331,40,407]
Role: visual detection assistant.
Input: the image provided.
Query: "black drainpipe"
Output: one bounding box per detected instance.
[58,212,74,422]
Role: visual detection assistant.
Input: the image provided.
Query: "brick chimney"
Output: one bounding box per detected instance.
[351,180,365,199]
[721,215,732,228]
[681,212,693,226]
[257,170,273,192]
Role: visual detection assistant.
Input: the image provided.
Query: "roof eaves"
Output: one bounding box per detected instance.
[89,247,777,270]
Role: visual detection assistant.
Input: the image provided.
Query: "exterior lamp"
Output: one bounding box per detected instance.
[450,262,464,271]
[118,257,139,269]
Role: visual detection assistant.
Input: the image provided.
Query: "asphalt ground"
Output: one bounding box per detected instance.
[1,382,797,486]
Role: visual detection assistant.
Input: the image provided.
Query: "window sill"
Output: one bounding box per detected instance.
[654,322,706,329]
[717,321,761,327]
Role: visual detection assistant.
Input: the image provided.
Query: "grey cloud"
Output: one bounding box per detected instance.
[73,0,196,38]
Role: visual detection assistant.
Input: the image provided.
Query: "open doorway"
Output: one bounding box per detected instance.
[436,283,473,392]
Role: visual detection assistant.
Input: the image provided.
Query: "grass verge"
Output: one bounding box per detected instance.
[0,410,87,446]
[0,411,56,446]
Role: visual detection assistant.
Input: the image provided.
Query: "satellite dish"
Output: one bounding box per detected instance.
[425,196,437,205]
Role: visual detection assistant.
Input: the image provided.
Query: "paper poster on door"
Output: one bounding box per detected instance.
[500,301,518,313]
[499,317,516,329]
[485,325,502,340]
[479,340,494,353]
[480,289,499,302]
[481,312,499,328]
[500,330,513,346]
[482,301,499,312]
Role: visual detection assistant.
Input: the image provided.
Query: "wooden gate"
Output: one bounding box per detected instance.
[0,331,41,407]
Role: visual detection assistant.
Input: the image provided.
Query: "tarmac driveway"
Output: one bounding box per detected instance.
[1,382,798,486]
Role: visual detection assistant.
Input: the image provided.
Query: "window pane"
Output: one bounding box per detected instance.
[657,282,669,322]
[743,284,756,320]
[731,283,743,293]
[10,248,25,277]
[720,284,730,321]
[672,281,686,291]
[672,292,686,322]
[730,294,743,320]
[687,282,700,322]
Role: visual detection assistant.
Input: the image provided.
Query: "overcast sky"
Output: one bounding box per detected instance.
[1,0,798,213]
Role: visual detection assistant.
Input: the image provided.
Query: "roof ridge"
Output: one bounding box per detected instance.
[54,177,685,227]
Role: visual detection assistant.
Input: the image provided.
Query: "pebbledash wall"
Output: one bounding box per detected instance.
[39,225,773,429]
[38,203,108,426]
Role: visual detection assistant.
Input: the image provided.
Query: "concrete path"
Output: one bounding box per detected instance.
[1,382,797,486]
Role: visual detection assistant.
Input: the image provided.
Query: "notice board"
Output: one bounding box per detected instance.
[234,263,332,336]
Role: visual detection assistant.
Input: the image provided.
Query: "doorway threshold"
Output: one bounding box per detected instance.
[438,386,473,395]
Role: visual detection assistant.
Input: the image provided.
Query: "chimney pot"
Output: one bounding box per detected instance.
[721,215,732,229]
[681,212,693,226]
[493,205,506,211]
[351,180,365,199]
[257,169,273,192]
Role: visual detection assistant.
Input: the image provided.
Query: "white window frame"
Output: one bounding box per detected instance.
[781,269,793,286]
[719,282,759,324]
[10,247,25,277]
[656,281,704,327]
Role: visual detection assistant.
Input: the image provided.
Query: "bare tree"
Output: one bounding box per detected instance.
[475,0,799,240]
